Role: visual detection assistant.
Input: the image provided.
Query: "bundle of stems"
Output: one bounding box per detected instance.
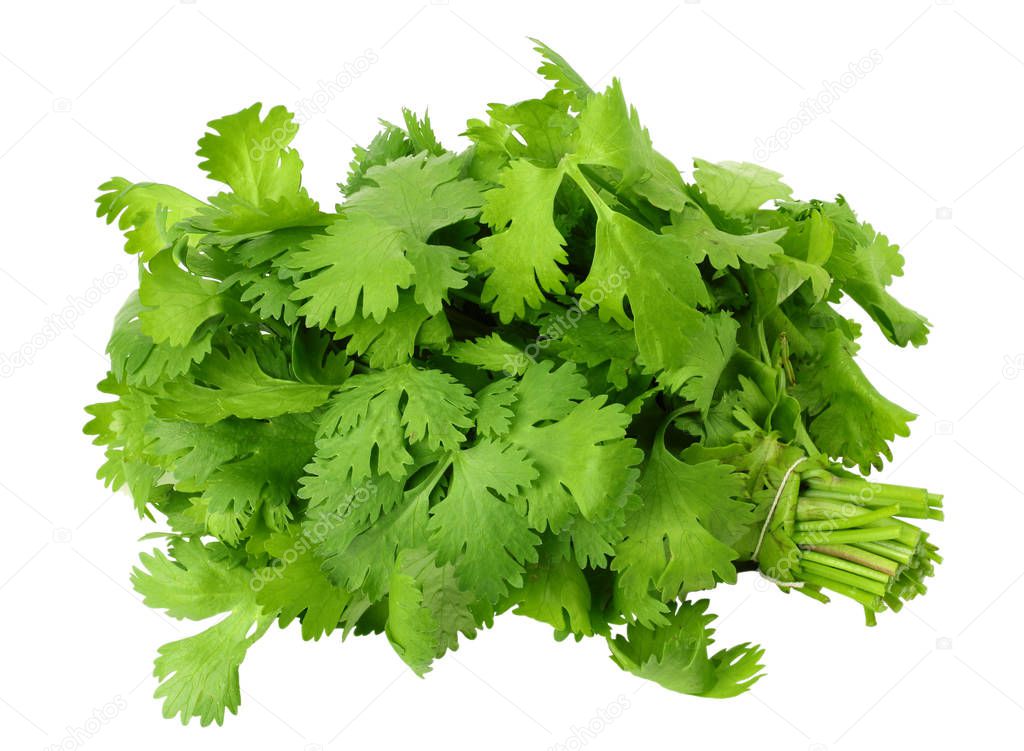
[754,464,943,625]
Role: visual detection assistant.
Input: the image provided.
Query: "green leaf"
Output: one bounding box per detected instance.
[302,364,474,494]
[291,153,484,326]
[613,425,750,625]
[822,200,930,346]
[655,312,739,415]
[312,475,429,601]
[693,159,792,216]
[768,207,833,303]
[139,247,230,346]
[531,38,594,104]
[331,292,448,369]
[194,100,315,215]
[772,255,832,303]
[576,80,689,211]
[513,543,596,638]
[155,345,335,423]
[200,416,315,542]
[152,605,270,726]
[669,208,787,270]
[485,93,579,166]
[147,414,316,543]
[473,379,519,437]
[448,333,525,375]
[222,265,300,325]
[608,600,764,698]
[428,440,541,602]
[290,326,354,385]
[132,538,254,620]
[96,178,205,261]
[386,554,440,675]
[84,378,162,514]
[576,206,712,382]
[792,329,915,473]
[132,538,274,726]
[342,109,445,196]
[256,529,365,640]
[107,292,214,387]
[506,363,642,532]
[386,548,486,675]
[474,160,568,320]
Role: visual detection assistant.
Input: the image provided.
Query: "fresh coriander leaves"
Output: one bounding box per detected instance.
[85,41,939,725]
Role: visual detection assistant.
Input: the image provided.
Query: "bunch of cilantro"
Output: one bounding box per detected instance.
[85,42,942,725]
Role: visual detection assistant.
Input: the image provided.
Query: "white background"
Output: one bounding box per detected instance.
[1,1,1021,749]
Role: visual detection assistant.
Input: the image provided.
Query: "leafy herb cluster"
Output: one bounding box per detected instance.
[86,41,940,725]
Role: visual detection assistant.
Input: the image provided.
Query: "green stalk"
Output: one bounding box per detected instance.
[802,475,944,519]
[801,561,889,596]
[753,459,941,624]
[801,544,900,576]
[800,550,891,583]
[795,504,901,531]
[855,540,915,565]
[791,526,902,545]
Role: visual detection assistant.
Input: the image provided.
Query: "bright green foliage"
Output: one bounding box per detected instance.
[670,208,787,270]
[821,200,930,347]
[138,246,232,346]
[301,364,475,491]
[291,153,484,326]
[474,159,569,320]
[513,542,597,638]
[613,425,751,626]
[791,330,916,473]
[192,103,322,238]
[96,178,205,261]
[502,362,641,533]
[254,530,364,641]
[575,79,689,211]
[85,43,940,726]
[106,292,213,387]
[428,440,540,601]
[609,600,764,698]
[693,159,792,216]
[155,346,335,423]
[132,538,274,726]
[448,332,525,374]
[655,313,740,414]
[386,547,486,674]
